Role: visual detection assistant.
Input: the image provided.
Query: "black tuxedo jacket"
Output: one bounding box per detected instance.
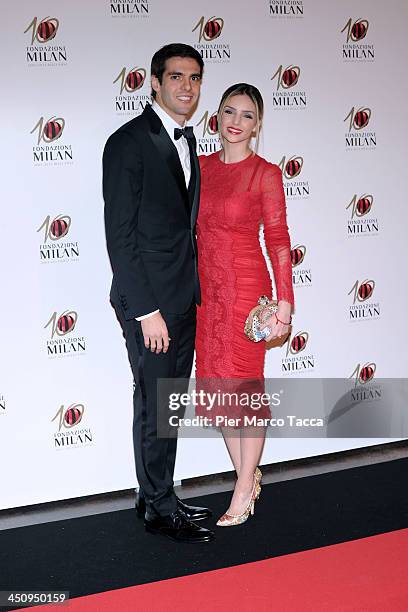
[103,104,201,320]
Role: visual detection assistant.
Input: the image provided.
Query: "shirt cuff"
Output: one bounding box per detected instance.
[135,309,160,321]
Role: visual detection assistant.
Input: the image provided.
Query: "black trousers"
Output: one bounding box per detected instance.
[114,302,196,516]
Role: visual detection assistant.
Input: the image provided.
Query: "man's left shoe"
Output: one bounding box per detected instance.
[177,497,212,521]
[136,493,212,521]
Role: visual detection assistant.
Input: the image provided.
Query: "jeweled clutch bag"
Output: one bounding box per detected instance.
[244,296,291,347]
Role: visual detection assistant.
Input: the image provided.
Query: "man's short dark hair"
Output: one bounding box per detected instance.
[151,43,204,98]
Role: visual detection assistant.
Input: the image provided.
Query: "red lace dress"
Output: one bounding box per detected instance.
[195,152,294,422]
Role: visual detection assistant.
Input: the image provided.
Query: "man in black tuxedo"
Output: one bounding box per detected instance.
[103,44,213,542]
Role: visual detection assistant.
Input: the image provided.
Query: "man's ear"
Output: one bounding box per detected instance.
[151,75,160,96]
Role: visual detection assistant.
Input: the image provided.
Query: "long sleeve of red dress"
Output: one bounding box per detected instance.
[260,164,294,307]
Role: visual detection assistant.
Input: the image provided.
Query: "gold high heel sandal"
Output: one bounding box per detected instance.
[251,467,262,501]
[216,472,261,527]
[255,467,262,487]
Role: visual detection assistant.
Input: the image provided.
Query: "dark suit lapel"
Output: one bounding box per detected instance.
[188,134,200,226]
[143,105,189,212]
[149,126,188,203]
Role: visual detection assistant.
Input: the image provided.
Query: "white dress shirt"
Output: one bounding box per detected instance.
[136,102,193,321]
[151,101,191,186]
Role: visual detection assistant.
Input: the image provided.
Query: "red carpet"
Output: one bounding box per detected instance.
[24,527,408,611]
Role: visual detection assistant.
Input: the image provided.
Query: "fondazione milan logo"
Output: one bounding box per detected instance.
[341,17,374,61]
[52,403,93,449]
[44,310,78,339]
[113,65,150,115]
[271,65,300,90]
[196,111,220,154]
[278,155,309,200]
[350,362,377,388]
[37,215,71,242]
[192,16,230,61]
[348,279,375,304]
[288,332,309,355]
[196,111,218,137]
[24,16,59,44]
[341,18,369,43]
[344,107,371,131]
[344,106,376,149]
[291,245,306,267]
[347,194,373,218]
[37,214,80,262]
[52,403,85,431]
[346,194,379,237]
[31,116,73,164]
[269,0,304,17]
[24,16,67,64]
[348,280,380,321]
[44,310,86,357]
[279,155,303,179]
[281,330,315,373]
[31,116,65,145]
[113,66,146,94]
[291,244,312,287]
[110,0,150,17]
[271,64,306,109]
[192,16,224,42]
[348,362,381,402]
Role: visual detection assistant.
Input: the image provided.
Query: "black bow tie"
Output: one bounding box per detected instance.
[174,126,194,141]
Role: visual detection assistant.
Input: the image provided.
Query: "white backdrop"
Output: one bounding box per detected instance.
[0,0,407,510]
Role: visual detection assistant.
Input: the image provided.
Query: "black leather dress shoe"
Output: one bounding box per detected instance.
[144,509,215,543]
[136,493,212,521]
[176,497,212,520]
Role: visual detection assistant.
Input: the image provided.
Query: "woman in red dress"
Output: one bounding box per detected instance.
[195,83,294,526]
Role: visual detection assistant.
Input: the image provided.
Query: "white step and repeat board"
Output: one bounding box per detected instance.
[1,0,407,509]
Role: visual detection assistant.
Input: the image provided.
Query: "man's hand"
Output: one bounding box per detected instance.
[140,312,170,354]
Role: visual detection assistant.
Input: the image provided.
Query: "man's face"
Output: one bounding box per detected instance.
[152,56,202,124]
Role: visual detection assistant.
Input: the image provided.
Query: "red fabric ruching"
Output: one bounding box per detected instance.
[195,151,294,391]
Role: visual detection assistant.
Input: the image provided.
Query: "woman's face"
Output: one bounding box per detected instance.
[219,94,258,145]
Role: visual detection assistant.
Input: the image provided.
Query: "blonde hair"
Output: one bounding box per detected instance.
[217,83,264,154]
